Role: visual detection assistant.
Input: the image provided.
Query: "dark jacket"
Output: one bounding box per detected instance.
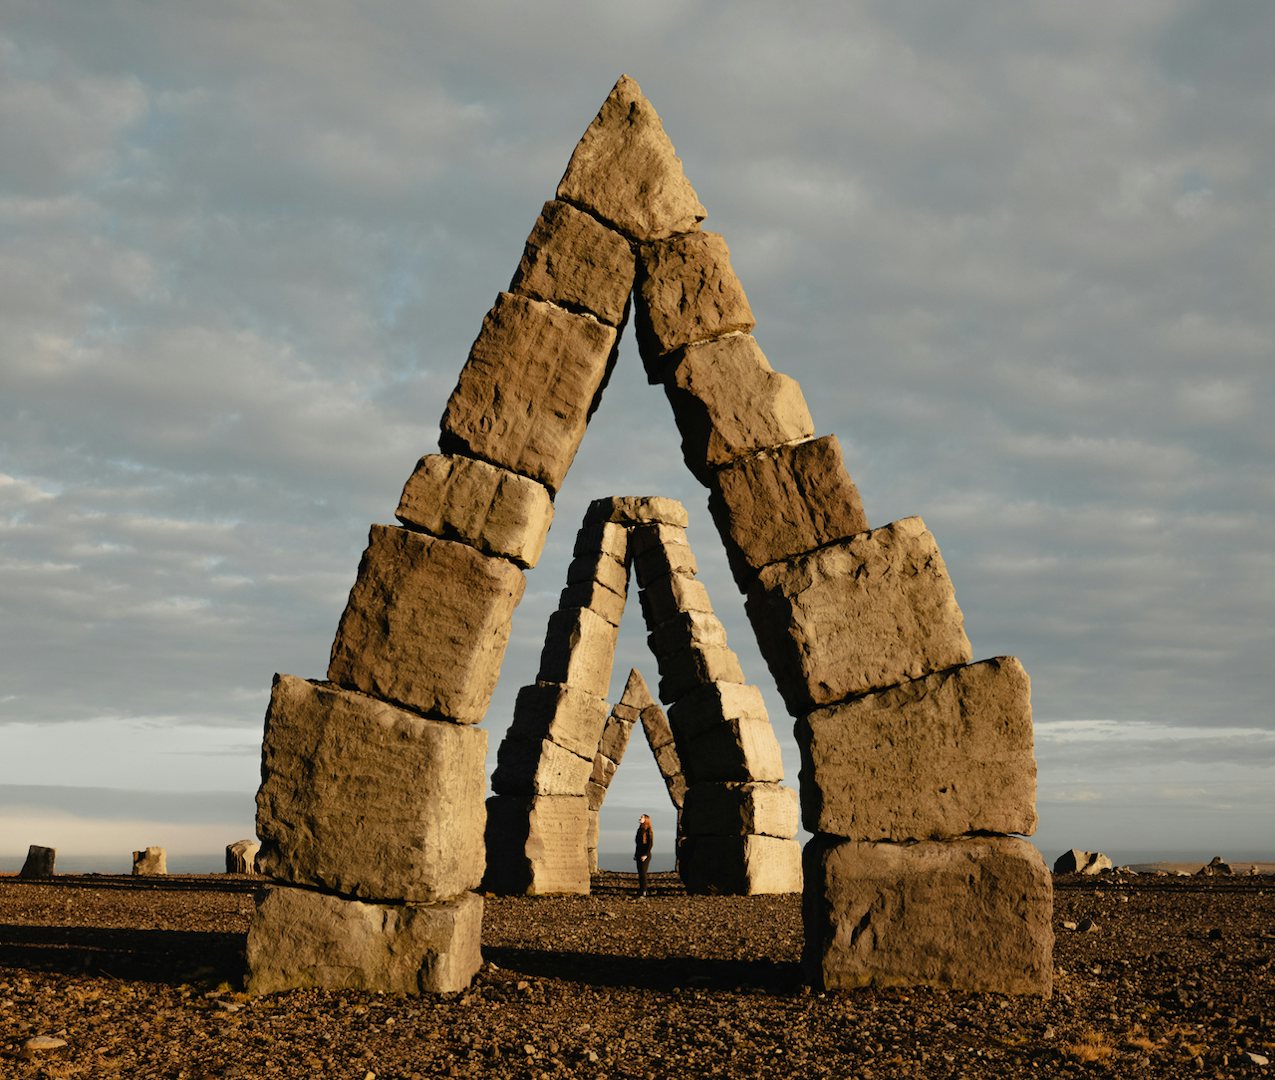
[634,823,653,860]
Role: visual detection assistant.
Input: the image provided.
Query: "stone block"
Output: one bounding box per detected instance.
[439,292,616,494]
[635,232,755,370]
[618,667,657,711]
[566,551,629,597]
[797,657,1037,841]
[646,609,729,657]
[746,517,972,714]
[507,681,610,761]
[19,845,55,879]
[589,753,618,790]
[680,834,801,895]
[556,75,706,243]
[558,578,627,627]
[329,525,525,723]
[586,810,600,874]
[682,783,798,839]
[710,435,868,587]
[641,701,676,750]
[225,839,259,875]
[598,710,636,763]
[395,454,554,570]
[626,522,688,558]
[1053,849,1113,875]
[585,495,689,529]
[664,772,688,809]
[509,199,635,326]
[664,334,815,482]
[537,606,620,699]
[246,887,482,996]
[632,542,698,589]
[803,836,1053,995]
[677,714,785,785]
[490,734,592,798]
[654,644,747,705]
[585,780,608,812]
[572,520,630,563]
[652,739,682,781]
[132,847,166,876]
[666,680,768,739]
[256,676,487,901]
[483,794,590,895]
[638,573,713,626]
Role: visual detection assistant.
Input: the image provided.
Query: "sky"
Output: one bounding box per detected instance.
[2,1,1273,873]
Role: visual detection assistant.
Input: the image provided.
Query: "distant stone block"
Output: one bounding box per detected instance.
[132,847,167,876]
[682,782,798,839]
[484,794,590,896]
[18,845,55,879]
[507,681,610,761]
[638,572,713,627]
[537,606,620,700]
[572,520,631,564]
[490,733,593,798]
[585,495,689,529]
[246,887,482,996]
[225,839,260,875]
[679,834,801,895]
[668,682,784,785]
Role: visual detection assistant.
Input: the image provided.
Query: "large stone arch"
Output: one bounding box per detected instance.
[246,75,1050,999]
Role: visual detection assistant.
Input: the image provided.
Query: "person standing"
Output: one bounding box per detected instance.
[634,814,653,897]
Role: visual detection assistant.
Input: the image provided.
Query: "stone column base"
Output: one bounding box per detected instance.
[679,833,801,894]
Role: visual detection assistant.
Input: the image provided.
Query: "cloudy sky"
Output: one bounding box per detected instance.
[2,2,1272,872]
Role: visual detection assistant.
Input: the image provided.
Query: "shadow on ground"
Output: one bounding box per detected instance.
[0,923,245,984]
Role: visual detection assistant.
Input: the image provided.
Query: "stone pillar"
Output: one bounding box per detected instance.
[225,839,260,875]
[19,845,55,879]
[132,847,166,876]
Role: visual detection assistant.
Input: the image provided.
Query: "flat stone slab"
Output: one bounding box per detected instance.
[746,517,971,714]
[682,782,799,839]
[797,657,1037,841]
[636,232,755,368]
[328,525,525,724]
[803,836,1053,996]
[664,333,815,482]
[556,74,706,242]
[439,291,616,494]
[509,199,635,326]
[710,435,868,587]
[537,605,620,700]
[490,733,593,798]
[484,794,591,896]
[507,681,610,760]
[680,834,802,895]
[585,495,689,529]
[395,453,553,569]
[256,676,487,902]
[246,887,482,996]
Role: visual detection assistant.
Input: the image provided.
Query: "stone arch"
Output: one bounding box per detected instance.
[247,75,1050,999]
[482,495,800,897]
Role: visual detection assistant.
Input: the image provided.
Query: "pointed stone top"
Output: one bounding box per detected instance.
[618,667,656,710]
[557,75,707,243]
[584,495,689,528]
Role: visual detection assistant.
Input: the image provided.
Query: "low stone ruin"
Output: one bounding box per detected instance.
[19,845,55,879]
[225,839,260,875]
[1054,849,1114,875]
[132,847,167,876]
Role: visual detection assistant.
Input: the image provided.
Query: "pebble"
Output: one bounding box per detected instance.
[1248,1052,1270,1066]
[23,1035,67,1052]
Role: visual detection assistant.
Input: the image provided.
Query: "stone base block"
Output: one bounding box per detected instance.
[682,782,798,839]
[803,835,1053,995]
[246,886,482,996]
[133,847,167,876]
[19,845,56,879]
[679,834,801,895]
[256,676,486,902]
[797,657,1037,841]
[484,794,590,896]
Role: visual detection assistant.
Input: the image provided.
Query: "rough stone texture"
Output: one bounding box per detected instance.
[746,517,972,715]
[710,435,868,587]
[566,551,629,597]
[132,847,167,876]
[635,232,756,370]
[438,292,617,494]
[626,522,688,558]
[803,836,1053,995]
[537,606,620,700]
[395,453,554,569]
[490,733,593,797]
[652,644,746,705]
[666,680,768,734]
[664,772,689,809]
[483,794,590,896]
[682,783,799,839]
[640,701,676,750]
[507,681,610,761]
[328,525,525,724]
[589,753,618,791]
[597,708,636,764]
[675,714,785,785]
[586,810,600,873]
[652,740,682,782]
[646,609,729,657]
[246,887,482,996]
[680,834,802,895]
[573,520,630,564]
[585,495,689,529]
[1053,849,1114,875]
[18,845,55,879]
[556,75,706,243]
[638,573,712,626]
[509,200,636,326]
[585,780,608,812]
[225,839,259,875]
[618,667,657,711]
[256,675,487,902]
[632,541,697,589]
[558,578,627,627]
[796,657,1037,842]
[664,334,815,483]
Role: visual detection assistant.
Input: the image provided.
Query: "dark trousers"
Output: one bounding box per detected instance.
[636,855,650,894]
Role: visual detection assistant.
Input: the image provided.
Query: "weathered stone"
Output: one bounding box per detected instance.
[490,733,593,797]
[676,714,785,785]
[537,606,620,699]
[586,810,600,873]
[558,578,627,627]
[556,75,705,243]
[507,681,610,760]
[664,334,815,482]
[626,522,688,558]
[619,667,657,711]
[666,680,768,736]
[654,644,747,705]
[680,834,802,895]
[589,753,618,790]
[484,794,590,895]
[509,200,636,326]
[652,739,682,781]
[632,541,698,589]
[585,780,608,812]
[256,676,487,902]
[439,292,616,493]
[638,572,713,626]
[746,517,972,714]
[803,836,1053,995]
[796,657,1037,841]
[572,520,630,564]
[682,783,799,838]
[225,839,259,875]
[646,609,729,657]
[664,772,688,809]
[585,495,689,529]
[566,551,629,597]
[132,847,167,876]
[597,709,636,764]
[18,845,55,879]
[635,232,755,371]
[395,454,554,569]
[246,887,482,996]
[640,701,675,750]
[710,436,868,587]
[1053,849,1113,875]
[328,525,525,723]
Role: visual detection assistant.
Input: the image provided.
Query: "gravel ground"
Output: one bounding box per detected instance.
[1,870,1271,1078]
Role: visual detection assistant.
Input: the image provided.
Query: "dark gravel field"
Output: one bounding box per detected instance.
[1,870,1271,1077]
